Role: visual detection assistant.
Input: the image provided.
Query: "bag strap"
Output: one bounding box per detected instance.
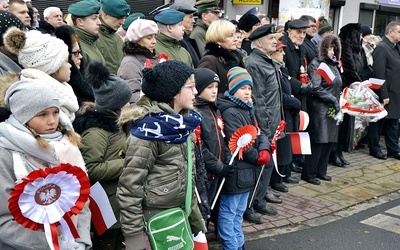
[185,136,192,215]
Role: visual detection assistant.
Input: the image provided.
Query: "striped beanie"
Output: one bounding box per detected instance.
[227,67,253,95]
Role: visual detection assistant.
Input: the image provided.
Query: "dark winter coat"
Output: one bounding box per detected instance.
[194,97,230,203]
[245,48,282,140]
[373,36,400,119]
[217,97,270,195]
[278,65,302,132]
[37,20,56,35]
[307,35,342,143]
[190,19,208,56]
[73,106,126,230]
[303,34,318,65]
[281,34,307,78]
[68,61,94,106]
[181,33,201,68]
[198,43,244,95]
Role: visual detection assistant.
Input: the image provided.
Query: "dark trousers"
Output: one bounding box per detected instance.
[270,164,290,184]
[302,143,332,179]
[368,118,400,155]
[244,161,273,215]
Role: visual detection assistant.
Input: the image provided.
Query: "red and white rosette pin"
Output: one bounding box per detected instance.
[8,163,90,250]
[211,125,258,209]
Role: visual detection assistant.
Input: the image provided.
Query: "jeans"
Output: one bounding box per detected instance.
[218,192,249,250]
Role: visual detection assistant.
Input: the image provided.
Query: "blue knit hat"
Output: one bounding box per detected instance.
[227,67,253,95]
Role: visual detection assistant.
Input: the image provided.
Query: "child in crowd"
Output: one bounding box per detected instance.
[0,79,91,249]
[73,62,131,250]
[4,27,78,124]
[194,68,232,231]
[216,67,271,250]
[117,60,204,250]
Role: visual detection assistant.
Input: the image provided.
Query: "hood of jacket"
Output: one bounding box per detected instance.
[339,23,361,52]
[319,34,341,62]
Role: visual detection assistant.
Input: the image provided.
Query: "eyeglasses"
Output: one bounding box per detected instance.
[71,49,82,57]
[310,25,317,29]
[182,83,195,91]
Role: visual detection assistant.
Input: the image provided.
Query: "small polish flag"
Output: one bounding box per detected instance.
[367,78,385,90]
[315,62,335,84]
[298,111,309,131]
[288,132,312,155]
[193,231,208,250]
[89,182,117,236]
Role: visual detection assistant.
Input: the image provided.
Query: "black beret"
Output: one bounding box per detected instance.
[170,3,197,14]
[288,19,310,29]
[248,24,273,41]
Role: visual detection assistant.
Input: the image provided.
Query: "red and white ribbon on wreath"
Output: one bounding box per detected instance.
[8,163,90,250]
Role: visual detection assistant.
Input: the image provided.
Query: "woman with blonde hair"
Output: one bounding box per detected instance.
[198,19,244,95]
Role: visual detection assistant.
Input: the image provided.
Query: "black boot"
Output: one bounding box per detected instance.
[337,151,350,165]
[329,152,345,167]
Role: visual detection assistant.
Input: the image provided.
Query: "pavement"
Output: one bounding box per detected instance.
[207,143,400,249]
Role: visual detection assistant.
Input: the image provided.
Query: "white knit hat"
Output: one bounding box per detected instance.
[4,28,69,75]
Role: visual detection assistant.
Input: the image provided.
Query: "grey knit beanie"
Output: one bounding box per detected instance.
[142,60,194,103]
[5,79,60,124]
[85,61,131,111]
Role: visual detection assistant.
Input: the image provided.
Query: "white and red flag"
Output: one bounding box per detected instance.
[315,62,335,84]
[366,78,385,90]
[298,111,309,131]
[288,132,312,155]
[89,182,117,236]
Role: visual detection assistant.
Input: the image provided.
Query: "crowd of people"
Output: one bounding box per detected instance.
[0,0,399,249]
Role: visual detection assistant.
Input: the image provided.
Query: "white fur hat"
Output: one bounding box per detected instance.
[4,27,69,75]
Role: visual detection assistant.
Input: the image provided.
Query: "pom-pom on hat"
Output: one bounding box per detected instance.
[126,19,159,43]
[101,0,130,18]
[122,12,145,31]
[227,67,253,95]
[142,60,194,103]
[4,27,69,75]
[0,10,23,46]
[238,14,260,33]
[5,79,60,125]
[85,61,131,111]
[195,68,220,95]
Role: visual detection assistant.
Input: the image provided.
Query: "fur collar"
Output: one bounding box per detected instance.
[73,106,119,134]
[123,42,156,58]
[203,43,244,69]
[319,34,341,62]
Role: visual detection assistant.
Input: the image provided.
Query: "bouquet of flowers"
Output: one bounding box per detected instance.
[340,81,387,122]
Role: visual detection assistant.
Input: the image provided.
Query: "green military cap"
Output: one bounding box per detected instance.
[122,12,145,31]
[68,0,101,17]
[153,9,184,25]
[101,0,130,18]
[195,0,220,13]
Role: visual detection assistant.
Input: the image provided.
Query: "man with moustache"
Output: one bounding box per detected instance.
[243,24,281,224]
[171,3,201,67]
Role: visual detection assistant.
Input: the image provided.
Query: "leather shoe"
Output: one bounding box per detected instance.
[243,213,263,224]
[388,152,400,160]
[270,189,281,198]
[329,154,345,167]
[317,174,332,181]
[254,206,278,216]
[282,176,299,184]
[338,154,350,165]
[271,183,288,192]
[370,151,387,160]
[290,163,303,173]
[301,177,321,185]
[265,192,282,204]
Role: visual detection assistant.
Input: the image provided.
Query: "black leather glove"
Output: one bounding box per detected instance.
[333,99,340,114]
[219,164,231,177]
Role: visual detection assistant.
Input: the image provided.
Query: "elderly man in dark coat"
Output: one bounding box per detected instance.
[368,21,400,160]
[242,24,281,224]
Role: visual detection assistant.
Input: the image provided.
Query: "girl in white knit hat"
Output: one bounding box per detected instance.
[3,27,79,125]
